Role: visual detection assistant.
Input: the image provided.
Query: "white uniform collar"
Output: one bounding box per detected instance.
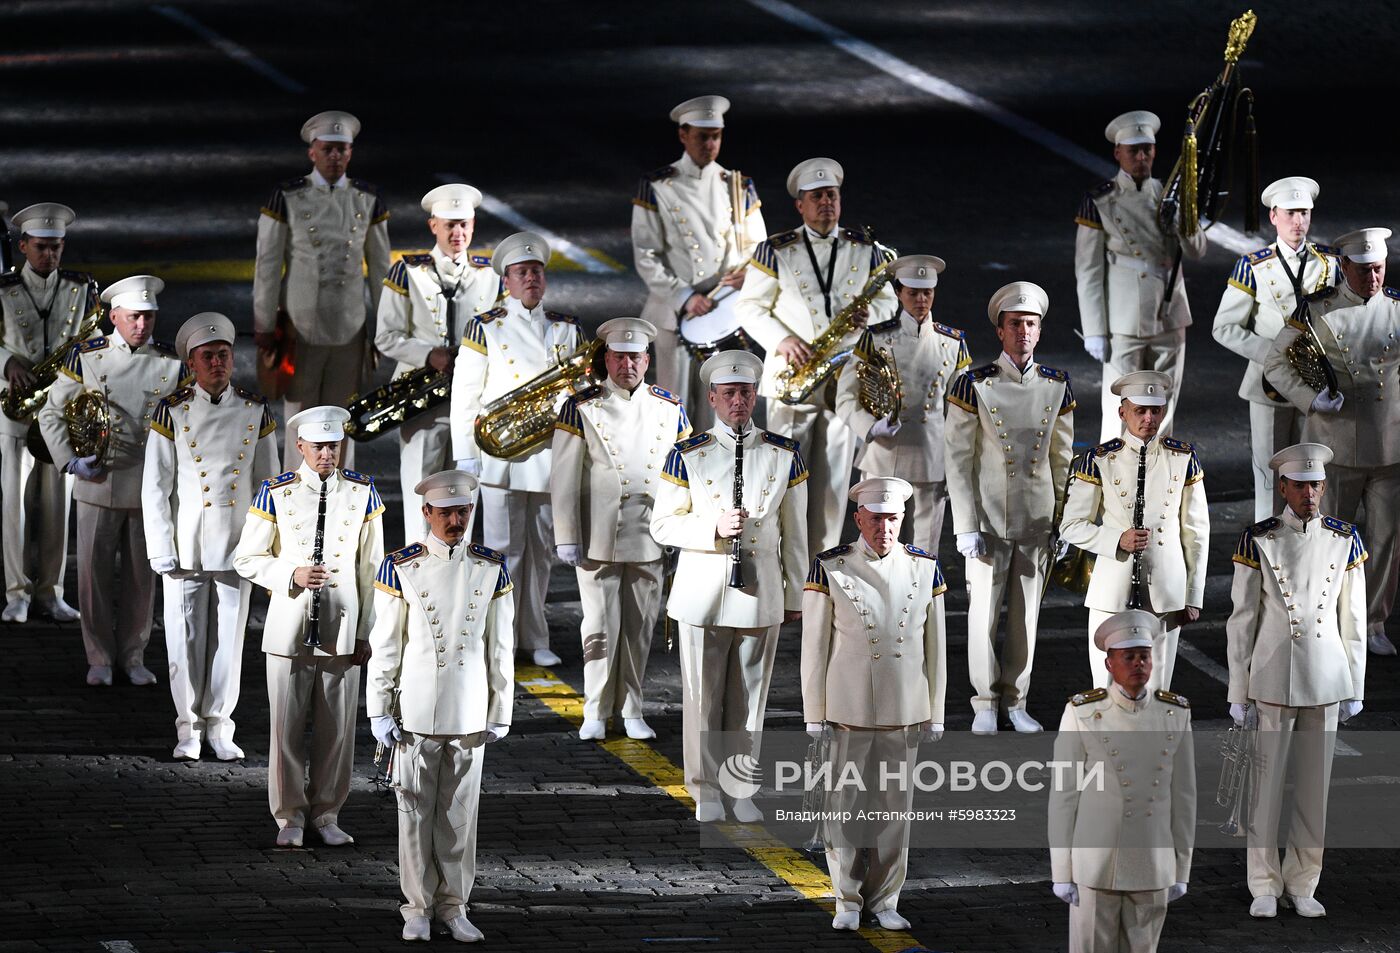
[1111,681,1149,711]
[1281,505,1317,534]
[604,376,639,401]
[296,462,340,490]
[194,382,230,404]
[901,308,931,329]
[1115,168,1149,193]
[424,533,462,560]
[1121,431,1155,453]
[1276,237,1306,258]
[996,351,1034,380]
[803,223,838,241]
[715,419,754,442]
[309,169,348,189]
[431,244,469,273]
[676,152,716,180]
[857,536,894,560]
[1338,279,1369,305]
[20,262,59,294]
[111,333,142,354]
[506,295,546,322]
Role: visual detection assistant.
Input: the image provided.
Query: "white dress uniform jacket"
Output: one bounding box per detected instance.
[1059,433,1210,614]
[143,384,280,570]
[651,426,809,627]
[254,171,391,347]
[233,464,385,656]
[1227,510,1368,708]
[41,334,187,508]
[449,296,585,490]
[552,379,691,563]
[0,265,96,437]
[945,354,1076,541]
[366,538,516,734]
[375,247,500,377]
[801,540,948,727]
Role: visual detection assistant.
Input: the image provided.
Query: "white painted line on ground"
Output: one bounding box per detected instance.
[437,172,623,275]
[747,0,1255,256]
[152,5,306,94]
[101,941,141,953]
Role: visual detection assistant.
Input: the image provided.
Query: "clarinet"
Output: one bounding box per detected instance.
[728,427,747,589]
[1125,442,1148,610]
[303,478,329,647]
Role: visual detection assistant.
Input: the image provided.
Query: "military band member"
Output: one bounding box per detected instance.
[1060,371,1209,690]
[835,254,969,552]
[802,477,946,933]
[1226,443,1367,919]
[632,96,765,428]
[368,470,513,944]
[1212,177,1339,520]
[552,318,691,740]
[376,184,500,540]
[254,110,391,466]
[0,203,91,624]
[1264,226,1400,656]
[450,231,584,668]
[1050,610,1196,953]
[1075,111,1208,442]
[233,406,385,848]
[142,314,279,761]
[737,157,897,556]
[946,281,1074,734]
[650,350,808,822]
[41,275,185,687]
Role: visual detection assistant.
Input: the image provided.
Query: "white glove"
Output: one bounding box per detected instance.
[1083,335,1109,363]
[1052,882,1079,906]
[806,722,825,737]
[370,714,401,747]
[1167,882,1188,903]
[921,722,944,743]
[556,544,581,567]
[486,723,509,743]
[956,532,987,559]
[149,556,178,575]
[1310,390,1344,414]
[869,417,902,439]
[66,454,104,480]
[1229,702,1248,727]
[1339,699,1363,723]
[456,458,482,477]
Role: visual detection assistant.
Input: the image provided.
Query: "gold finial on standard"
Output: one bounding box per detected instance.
[1224,10,1257,64]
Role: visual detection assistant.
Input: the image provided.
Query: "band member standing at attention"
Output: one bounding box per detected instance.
[632,95,765,427]
[552,318,690,740]
[651,350,807,823]
[450,231,584,668]
[835,254,969,552]
[367,469,514,944]
[375,183,500,539]
[234,406,384,848]
[41,275,185,688]
[945,281,1074,734]
[143,314,280,761]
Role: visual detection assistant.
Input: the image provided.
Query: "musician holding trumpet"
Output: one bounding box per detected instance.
[234,405,385,848]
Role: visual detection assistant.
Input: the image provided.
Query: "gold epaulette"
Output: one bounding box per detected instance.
[1070,687,1108,706]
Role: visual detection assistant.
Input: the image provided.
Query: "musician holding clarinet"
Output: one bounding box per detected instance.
[234,405,385,848]
[1060,371,1210,691]
[650,350,808,824]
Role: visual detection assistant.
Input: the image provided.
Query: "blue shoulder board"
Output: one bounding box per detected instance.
[149,340,178,357]
[867,316,901,335]
[816,544,851,560]
[1313,243,1340,257]
[58,268,93,283]
[469,543,506,563]
[646,164,677,182]
[677,433,713,452]
[340,468,374,485]
[1246,246,1276,264]
[478,306,508,324]
[0,272,21,287]
[904,544,935,560]
[401,253,434,267]
[1305,286,1337,303]
[1248,516,1281,536]
[268,470,299,488]
[574,384,605,404]
[545,311,579,325]
[388,542,425,564]
[1089,179,1115,198]
[931,321,964,340]
[77,337,110,353]
[970,363,999,381]
[840,225,874,245]
[1092,437,1124,455]
[1161,437,1194,453]
[232,384,266,403]
[649,384,681,404]
[769,229,801,250]
[762,431,799,452]
[1384,287,1400,302]
[280,175,311,192]
[1322,515,1355,537]
[1037,364,1068,382]
[470,253,491,268]
[350,178,380,195]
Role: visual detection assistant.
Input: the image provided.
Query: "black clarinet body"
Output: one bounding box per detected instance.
[1126,443,1148,610]
[304,478,329,647]
[727,428,746,589]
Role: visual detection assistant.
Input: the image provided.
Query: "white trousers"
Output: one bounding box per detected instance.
[1087,607,1179,692]
[577,558,663,721]
[283,329,365,469]
[76,503,154,668]
[824,726,917,915]
[1247,701,1337,900]
[1099,329,1186,443]
[481,486,553,652]
[678,622,779,806]
[398,408,452,543]
[768,399,854,558]
[162,570,250,743]
[396,731,485,922]
[860,471,946,555]
[0,433,71,602]
[265,651,359,830]
[1325,462,1400,630]
[1069,886,1168,953]
[1248,400,1298,522]
[965,534,1048,712]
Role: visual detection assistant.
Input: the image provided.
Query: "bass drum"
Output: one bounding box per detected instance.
[679,287,752,362]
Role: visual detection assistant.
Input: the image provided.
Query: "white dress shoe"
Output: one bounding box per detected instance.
[1008,710,1043,733]
[1249,895,1277,918]
[875,909,910,931]
[831,911,860,931]
[444,915,484,942]
[401,916,430,941]
[210,738,245,761]
[173,738,201,761]
[126,664,158,686]
[578,719,606,740]
[35,596,80,623]
[1368,631,1397,656]
[532,648,561,667]
[86,665,113,687]
[1284,894,1326,917]
[275,827,304,847]
[316,823,355,846]
[623,718,656,740]
[971,710,998,735]
[695,802,726,823]
[1,598,29,624]
[730,797,763,823]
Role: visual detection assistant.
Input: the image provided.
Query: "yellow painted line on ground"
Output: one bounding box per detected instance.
[514,664,928,953]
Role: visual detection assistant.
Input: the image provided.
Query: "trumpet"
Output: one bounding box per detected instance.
[801,724,832,853]
[372,689,403,796]
[1216,713,1262,836]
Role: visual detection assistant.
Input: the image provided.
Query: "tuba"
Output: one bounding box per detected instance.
[776,266,893,406]
[1,287,102,423]
[855,343,902,423]
[474,339,602,459]
[344,364,451,441]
